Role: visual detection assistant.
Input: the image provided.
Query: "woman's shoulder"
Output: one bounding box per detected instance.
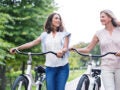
[115,27,120,31]
[41,31,48,36]
[40,31,48,39]
[95,29,106,37]
[41,31,47,35]
[96,29,105,34]
[59,31,71,36]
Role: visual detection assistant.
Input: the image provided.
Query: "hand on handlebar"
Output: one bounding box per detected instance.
[9,48,18,54]
[69,47,75,51]
[57,50,65,58]
[115,51,120,56]
[69,47,79,52]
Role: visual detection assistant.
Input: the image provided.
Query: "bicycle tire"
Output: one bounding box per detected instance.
[38,78,46,90]
[76,74,90,90]
[12,75,28,90]
[93,76,101,90]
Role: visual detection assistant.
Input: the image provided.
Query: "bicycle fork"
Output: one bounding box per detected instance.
[25,53,33,90]
[86,54,93,75]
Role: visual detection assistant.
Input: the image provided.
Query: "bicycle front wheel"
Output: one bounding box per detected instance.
[76,74,90,90]
[93,76,101,90]
[12,75,28,90]
[38,79,46,90]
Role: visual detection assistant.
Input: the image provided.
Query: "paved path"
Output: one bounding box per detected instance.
[65,76,105,90]
[65,77,80,90]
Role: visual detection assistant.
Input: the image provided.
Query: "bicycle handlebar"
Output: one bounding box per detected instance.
[15,49,57,56]
[71,48,116,58]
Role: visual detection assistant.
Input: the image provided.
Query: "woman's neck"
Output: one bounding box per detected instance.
[52,26,57,32]
[51,28,57,38]
[105,23,115,31]
[105,23,115,36]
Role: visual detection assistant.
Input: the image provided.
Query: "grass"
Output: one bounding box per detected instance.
[67,69,85,82]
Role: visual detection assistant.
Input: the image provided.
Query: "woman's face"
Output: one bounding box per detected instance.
[52,14,61,28]
[100,12,112,25]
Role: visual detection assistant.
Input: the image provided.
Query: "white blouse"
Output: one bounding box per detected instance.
[40,31,71,67]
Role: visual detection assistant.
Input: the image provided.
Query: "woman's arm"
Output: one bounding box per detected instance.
[16,37,41,50]
[62,36,69,53]
[10,37,41,53]
[117,21,120,26]
[114,19,120,26]
[77,35,99,53]
[57,35,70,58]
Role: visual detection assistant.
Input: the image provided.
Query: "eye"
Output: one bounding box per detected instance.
[55,17,60,20]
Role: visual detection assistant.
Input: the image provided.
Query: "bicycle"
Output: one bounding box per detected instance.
[71,48,116,90]
[11,49,57,90]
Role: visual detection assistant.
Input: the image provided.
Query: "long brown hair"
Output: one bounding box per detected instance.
[44,13,64,33]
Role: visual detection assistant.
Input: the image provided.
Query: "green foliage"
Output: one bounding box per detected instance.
[69,42,100,68]
[0,0,57,66]
[69,42,89,69]
[90,44,101,62]
[0,1,58,90]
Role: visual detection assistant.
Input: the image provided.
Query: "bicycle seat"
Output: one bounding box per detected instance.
[92,68,101,75]
[34,66,45,73]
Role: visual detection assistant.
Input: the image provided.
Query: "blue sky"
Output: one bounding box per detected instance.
[55,0,120,46]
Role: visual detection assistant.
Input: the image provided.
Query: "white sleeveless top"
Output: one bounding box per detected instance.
[40,31,71,67]
[96,27,120,69]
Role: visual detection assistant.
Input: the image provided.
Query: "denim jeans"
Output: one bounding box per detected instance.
[45,63,69,90]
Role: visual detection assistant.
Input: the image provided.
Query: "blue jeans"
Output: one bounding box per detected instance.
[45,63,69,90]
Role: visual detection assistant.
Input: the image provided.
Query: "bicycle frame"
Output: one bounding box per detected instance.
[85,55,100,89]
[80,54,101,89]
[14,49,57,90]
[71,48,116,90]
[25,53,35,90]
[85,54,93,74]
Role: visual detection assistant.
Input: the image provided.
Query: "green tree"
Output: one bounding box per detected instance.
[69,42,89,69]
[90,44,100,63]
[69,42,100,69]
[0,0,57,89]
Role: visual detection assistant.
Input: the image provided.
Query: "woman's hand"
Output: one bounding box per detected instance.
[115,19,120,26]
[9,48,17,54]
[115,51,120,56]
[57,50,64,58]
[69,47,75,51]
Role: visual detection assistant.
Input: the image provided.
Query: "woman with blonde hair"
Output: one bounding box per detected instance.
[70,9,120,90]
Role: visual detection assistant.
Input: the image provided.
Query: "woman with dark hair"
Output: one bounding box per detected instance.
[10,13,71,90]
[70,9,120,90]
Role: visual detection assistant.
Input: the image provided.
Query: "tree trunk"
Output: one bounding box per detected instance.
[0,65,6,90]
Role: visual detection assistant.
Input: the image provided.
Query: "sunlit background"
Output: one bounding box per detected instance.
[55,0,120,46]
